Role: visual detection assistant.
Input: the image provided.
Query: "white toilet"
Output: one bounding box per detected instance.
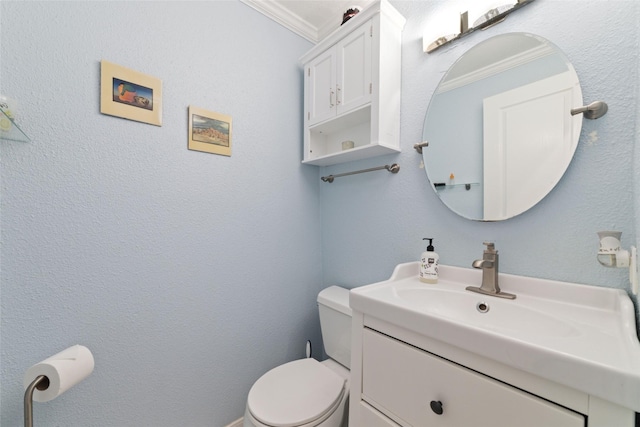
[243,286,352,427]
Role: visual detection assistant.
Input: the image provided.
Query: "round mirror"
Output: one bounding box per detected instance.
[422,33,583,221]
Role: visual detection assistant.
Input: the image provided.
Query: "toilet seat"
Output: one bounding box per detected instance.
[247,358,346,427]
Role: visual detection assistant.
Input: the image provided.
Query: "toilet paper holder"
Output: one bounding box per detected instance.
[24,375,49,427]
[23,344,94,427]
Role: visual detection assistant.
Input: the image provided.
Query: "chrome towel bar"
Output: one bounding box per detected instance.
[321,163,400,183]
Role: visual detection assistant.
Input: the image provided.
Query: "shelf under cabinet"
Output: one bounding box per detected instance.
[302,143,400,166]
[303,104,401,166]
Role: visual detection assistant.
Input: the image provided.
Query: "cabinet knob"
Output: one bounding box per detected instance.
[430,400,444,415]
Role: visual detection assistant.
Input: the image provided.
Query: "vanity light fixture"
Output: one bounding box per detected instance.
[422,6,465,54]
[423,0,536,54]
[597,231,638,295]
[472,2,514,27]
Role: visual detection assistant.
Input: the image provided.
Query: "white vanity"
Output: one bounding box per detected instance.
[349,262,640,426]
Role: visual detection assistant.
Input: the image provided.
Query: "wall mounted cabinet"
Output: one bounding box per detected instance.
[306,22,372,127]
[300,0,405,166]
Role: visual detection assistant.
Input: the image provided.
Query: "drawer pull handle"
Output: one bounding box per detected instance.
[430,400,444,415]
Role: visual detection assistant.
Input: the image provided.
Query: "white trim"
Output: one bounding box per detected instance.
[436,43,556,94]
[317,19,341,43]
[223,417,244,427]
[239,0,319,43]
[241,0,399,47]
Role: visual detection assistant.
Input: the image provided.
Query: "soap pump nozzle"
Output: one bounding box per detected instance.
[423,238,434,251]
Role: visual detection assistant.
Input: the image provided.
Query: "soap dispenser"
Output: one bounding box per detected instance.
[420,238,439,284]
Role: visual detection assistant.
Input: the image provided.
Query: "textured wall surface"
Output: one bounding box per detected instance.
[321,1,638,305]
[1,1,639,427]
[635,5,640,315]
[1,2,317,426]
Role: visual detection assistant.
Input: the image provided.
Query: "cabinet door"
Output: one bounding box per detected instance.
[306,49,336,126]
[362,329,585,427]
[336,22,372,116]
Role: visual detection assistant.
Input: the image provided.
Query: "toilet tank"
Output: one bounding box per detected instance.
[317,286,352,369]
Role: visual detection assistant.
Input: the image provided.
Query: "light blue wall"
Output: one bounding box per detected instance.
[321,1,638,297]
[2,1,640,427]
[635,3,640,314]
[1,1,318,426]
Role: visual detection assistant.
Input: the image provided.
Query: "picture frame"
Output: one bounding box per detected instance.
[188,106,232,157]
[100,60,162,126]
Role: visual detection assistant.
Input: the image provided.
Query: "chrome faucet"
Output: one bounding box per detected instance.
[466,242,516,300]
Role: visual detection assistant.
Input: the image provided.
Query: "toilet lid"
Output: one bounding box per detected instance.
[248,358,346,427]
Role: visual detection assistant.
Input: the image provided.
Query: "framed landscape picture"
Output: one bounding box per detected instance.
[188,106,232,156]
[100,60,162,126]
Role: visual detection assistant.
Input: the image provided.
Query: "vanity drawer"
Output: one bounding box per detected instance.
[360,401,402,426]
[362,329,585,427]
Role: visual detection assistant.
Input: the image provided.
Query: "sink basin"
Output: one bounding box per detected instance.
[393,286,582,338]
[350,262,640,412]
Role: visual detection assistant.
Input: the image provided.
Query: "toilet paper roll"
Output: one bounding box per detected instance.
[24,345,94,402]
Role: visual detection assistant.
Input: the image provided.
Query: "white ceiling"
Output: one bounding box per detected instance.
[240,0,375,43]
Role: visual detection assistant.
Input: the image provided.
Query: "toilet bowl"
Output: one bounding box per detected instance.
[243,286,352,427]
[243,358,349,427]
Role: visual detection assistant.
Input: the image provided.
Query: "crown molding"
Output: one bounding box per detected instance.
[436,43,556,94]
[240,0,319,43]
